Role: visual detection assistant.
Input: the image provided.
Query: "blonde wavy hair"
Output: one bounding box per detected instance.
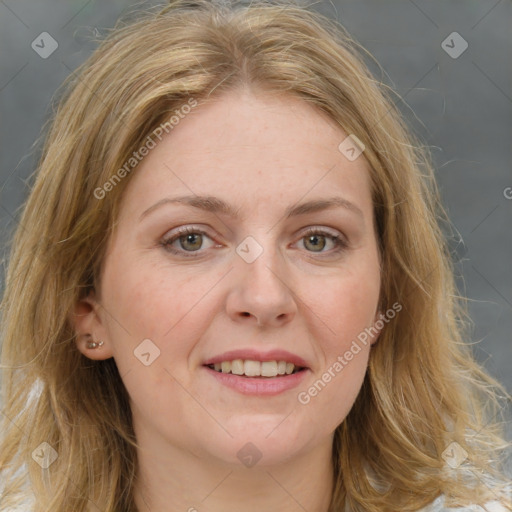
[0,0,510,511]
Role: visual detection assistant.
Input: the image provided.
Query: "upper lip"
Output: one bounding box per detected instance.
[203,349,310,369]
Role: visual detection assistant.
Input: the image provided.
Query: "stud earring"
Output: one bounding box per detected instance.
[86,340,104,349]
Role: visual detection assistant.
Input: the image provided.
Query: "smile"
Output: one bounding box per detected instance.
[206,359,305,377]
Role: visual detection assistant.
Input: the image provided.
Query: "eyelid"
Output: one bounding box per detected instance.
[300,225,342,239]
[160,226,218,258]
[297,226,348,255]
[160,225,348,257]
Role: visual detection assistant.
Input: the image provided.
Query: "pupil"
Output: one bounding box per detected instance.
[181,233,202,251]
[306,235,325,252]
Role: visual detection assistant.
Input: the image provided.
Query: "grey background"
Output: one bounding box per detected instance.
[0,0,510,406]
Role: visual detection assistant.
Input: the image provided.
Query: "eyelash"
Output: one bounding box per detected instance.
[160,226,348,258]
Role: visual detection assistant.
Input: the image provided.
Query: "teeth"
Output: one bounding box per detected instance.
[244,360,261,377]
[231,359,244,375]
[208,359,303,377]
[261,361,278,377]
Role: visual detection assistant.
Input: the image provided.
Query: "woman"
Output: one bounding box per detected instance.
[0,0,510,510]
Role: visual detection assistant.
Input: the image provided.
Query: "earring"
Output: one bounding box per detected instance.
[86,340,104,349]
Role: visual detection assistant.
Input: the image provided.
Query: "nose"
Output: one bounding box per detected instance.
[225,242,297,328]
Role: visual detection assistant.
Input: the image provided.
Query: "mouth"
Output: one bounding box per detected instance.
[202,349,311,395]
[204,359,307,378]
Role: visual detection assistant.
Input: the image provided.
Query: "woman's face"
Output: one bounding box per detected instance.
[77,89,382,467]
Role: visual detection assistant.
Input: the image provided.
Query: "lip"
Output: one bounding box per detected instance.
[204,365,310,396]
[202,349,310,369]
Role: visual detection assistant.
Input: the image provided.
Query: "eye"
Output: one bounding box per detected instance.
[160,226,348,258]
[298,227,347,255]
[160,226,217,257]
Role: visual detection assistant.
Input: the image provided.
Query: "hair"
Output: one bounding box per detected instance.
[0,0,510,511]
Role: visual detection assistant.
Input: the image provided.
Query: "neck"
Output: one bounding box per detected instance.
[133,435,334,512]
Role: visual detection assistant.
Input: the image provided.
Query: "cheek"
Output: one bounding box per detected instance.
[316,279,375,382]
[102,254,217,338]
[100,255,230,385]
[313,264,380,349]
[297,348,369,439]
[99,258,212,423]
[296,261,379,426]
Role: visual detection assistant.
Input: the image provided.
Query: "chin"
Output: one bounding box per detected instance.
[196,418,316,468]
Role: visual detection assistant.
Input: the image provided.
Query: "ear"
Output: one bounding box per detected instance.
[70,289,114,360]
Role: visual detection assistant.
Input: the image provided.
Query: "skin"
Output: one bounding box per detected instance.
[73,87,382,512]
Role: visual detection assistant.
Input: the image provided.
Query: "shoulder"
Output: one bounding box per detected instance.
[342,490,511,512]
[0,467,36,512]
[418,493,511,512]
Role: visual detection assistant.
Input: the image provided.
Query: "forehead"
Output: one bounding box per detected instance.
[119,89,373,220]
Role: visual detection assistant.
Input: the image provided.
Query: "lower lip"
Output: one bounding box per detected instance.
[203,366,309,396]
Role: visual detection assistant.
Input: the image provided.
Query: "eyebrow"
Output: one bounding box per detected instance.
[139,194,364,221]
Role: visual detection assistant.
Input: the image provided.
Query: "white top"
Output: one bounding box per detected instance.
[1,488,510,511]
